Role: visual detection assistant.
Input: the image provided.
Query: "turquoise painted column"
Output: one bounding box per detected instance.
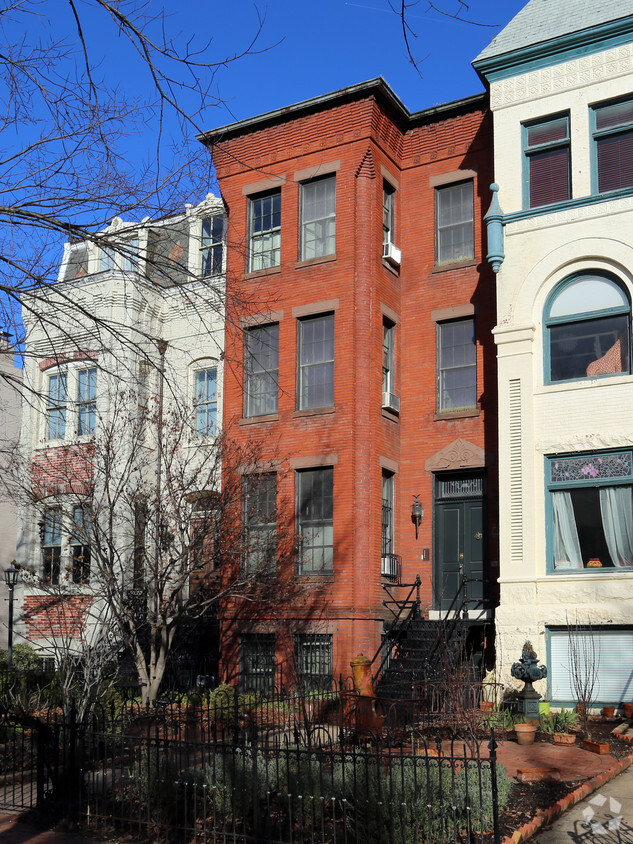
[484,183,505,274]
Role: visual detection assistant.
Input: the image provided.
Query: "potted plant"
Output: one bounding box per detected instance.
[623,702,633,719]
[513,715,537,746]
[541,706,578,745]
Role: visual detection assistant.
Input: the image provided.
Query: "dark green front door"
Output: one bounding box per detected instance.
[434,474,486,611]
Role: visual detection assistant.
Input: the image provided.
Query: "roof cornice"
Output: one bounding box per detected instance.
[474,16,633,83]
[198,79,487,146]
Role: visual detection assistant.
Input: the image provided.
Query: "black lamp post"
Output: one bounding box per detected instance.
[4,565,19,669]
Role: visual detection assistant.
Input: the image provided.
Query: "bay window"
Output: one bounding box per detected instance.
[548,451,633,572]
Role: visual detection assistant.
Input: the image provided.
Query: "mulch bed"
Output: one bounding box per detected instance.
[497,719,633,841]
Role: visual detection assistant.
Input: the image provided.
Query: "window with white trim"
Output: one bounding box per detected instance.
[201,215,225,276]
[249,191,280,272]
[71,504,91,584]
[45,364,98,441]
[297,314,334,410]
[547,450,633,572]
[193,367,217,436]
[300,176,336,260]
[244,323,279,417]
[297,467,333,575]
[523,114,571,208]
[383,182,395,248]
[545,273,631,383]
[42,507,62,584]
[592,97,633,194]
[435,181,474,264]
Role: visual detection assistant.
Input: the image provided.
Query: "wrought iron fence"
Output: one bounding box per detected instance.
[0,685,508,844]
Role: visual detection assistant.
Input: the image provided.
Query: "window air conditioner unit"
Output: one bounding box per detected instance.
[382,242,402,266]
[382,391,400,413]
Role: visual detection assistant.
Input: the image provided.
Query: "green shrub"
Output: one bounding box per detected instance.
[0,644,44,672]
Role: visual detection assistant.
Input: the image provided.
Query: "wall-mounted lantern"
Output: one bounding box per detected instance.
[411,495,424,539]
[4,564,20,670]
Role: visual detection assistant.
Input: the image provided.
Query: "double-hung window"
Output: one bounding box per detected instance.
[295,634,333,691]
[194,368,217,436]
[592,98,633,194]
[523,114,570,208]
[77,367,97,436]
[548,450,633,572]
[383,182,395,249]
[47,372,67,440]
[249,191,281,272]
[382,320,395,396]
[300,176,336,260]
[42,508,62,584]
[545,273,631,383]
[381,471,398,578]
[435,182,474,264]
[437,318,477,411]
[71,505,91,584]
[298,314,334,410]
[297,467,334,575]
[242,473,277,574]
[244,324,279,417]
[201,215,225,276]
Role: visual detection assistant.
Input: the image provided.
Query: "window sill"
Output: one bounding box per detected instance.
[434,408,479,421]
[36,435,94,449]
[432,258,477,273]
[381,408,399,422]
[537,373,633,394]
[293,406,336,419]
[240,413,279,425]
[242,266,282,281]
[294,573,335,582]
[294,254,336,270]
[548,567,633,577]
[381,258,400,277]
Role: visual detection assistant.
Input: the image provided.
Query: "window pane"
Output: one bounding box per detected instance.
[529,147,570,207]
[301,177,336,260]
[194,368,217,435]
[549,276,628,318]
[438,319,477,410]
[298,315,334,410]
[243,473,277,573]
[549,314,629,381]
[297,468,334,574]
[250,191,281,271]
[241,634,275,694]
[596,130,633,193]
[295,634,333,691]
[595,100,633,131]
[526,117,569,146]
[245,324,279,417]
[436,182,474,263]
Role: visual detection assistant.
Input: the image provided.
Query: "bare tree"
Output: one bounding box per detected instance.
[0,0,267,366]
[567,616,599,739]
[8,371,302,707]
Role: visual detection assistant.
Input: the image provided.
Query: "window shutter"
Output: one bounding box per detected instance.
[597,130,633,193]
[529,147,570,207]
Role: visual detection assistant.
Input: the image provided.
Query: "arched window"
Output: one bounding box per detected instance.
[544,273,631,383]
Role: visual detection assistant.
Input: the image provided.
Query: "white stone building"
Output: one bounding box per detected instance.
[15,195,226,673]
[475,0,633,705]
[0,337,22,652]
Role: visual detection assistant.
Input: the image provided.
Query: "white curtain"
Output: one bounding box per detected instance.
[600,486,633,568]
[552,491,583,569]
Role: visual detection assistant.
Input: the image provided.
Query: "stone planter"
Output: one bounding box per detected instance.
[514,723,537,746]
[552,732,576,746]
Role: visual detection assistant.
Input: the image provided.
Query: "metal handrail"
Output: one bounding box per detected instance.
[370,574,421,684]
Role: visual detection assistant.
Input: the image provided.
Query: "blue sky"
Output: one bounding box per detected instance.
[79,0,527,159]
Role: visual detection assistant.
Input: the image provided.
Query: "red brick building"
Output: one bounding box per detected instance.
[201,78,498,690]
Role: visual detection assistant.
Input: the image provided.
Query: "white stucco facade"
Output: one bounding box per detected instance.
[477,9,633,701]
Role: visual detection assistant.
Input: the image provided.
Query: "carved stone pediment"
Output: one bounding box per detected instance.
[425,438,485,472]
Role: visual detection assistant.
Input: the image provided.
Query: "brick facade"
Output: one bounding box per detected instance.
[204,80,498,684]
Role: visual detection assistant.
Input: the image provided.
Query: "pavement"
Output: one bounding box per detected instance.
[534,764,633,844]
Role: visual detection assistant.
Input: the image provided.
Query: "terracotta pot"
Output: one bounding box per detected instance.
[603,706,616,718]
[514,723,537,746]
[623,702,633,719]
[480,700,494,713]
[553,732,576,746]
